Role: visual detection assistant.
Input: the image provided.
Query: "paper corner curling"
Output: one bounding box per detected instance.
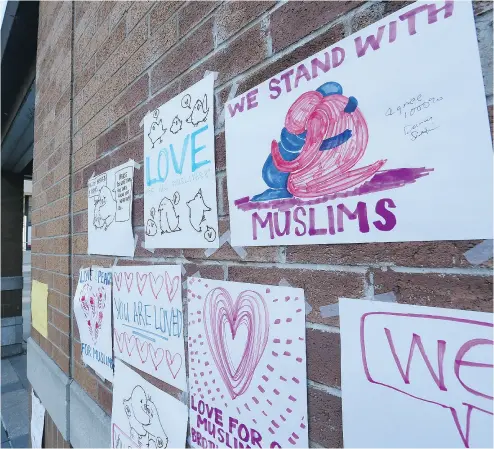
[31,280,49,338]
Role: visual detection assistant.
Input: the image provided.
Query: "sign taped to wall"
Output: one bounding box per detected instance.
[187,277,308,448]
[225,0,493,246]
[88,160,135,256]
[339,298,493,448]
[144,74,219,249]
[73,266,114,381]
[113,265,186,391]
[111,359,188,448]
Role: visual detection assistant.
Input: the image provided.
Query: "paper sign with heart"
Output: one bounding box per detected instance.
[187,277,309,449]
[112,265,186,391]
[73,266,114,383]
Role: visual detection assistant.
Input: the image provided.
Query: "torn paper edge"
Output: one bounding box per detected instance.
[218,82,239,128]
[464,239,493,265]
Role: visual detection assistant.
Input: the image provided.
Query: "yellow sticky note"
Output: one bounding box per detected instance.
[31,280,48,338]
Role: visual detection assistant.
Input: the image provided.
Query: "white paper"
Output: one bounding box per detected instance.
[144,74,219,248]
[187,277,309,448]
[339,298,494,448]
[31,390,45,449]
[73,266,114,381]
[113,265,186,390]
[225,1,493,247]
[88,160,135,256]
[111,359,188,448]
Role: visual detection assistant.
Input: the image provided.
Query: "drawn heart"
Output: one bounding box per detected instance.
[124,272,134,293]
[165,350,183,379]
[136,339,149,363]
[203,287,269,399]
[113,272,123,291]
[149,272,164,300]
[114,330,137,357]
[136,273,148,295]
[148,344,165,370]
[165,272,179,302]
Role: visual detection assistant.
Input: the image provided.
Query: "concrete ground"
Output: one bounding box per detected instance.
[1,251,31,448]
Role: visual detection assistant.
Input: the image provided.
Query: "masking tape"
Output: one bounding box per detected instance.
[464,239,493,265]
[319,303,339,318]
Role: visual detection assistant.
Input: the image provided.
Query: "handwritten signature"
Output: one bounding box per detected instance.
[404,116,439,141]
[385,94,443,119]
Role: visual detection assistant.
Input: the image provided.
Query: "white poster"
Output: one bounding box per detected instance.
[88,160,135,256]
[144,74,219,249]
[111,359,188,449]
[73,266,114,382]
[113,265,186,391]
[339,298,494,448]
[187,277,309,448]
[225,1,493,247]
[31,390,45,449]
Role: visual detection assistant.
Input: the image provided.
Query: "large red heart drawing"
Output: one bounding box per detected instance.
[136,272,148,295]
[113,272,123,291]
[203,287,269,399]
[149,272,164,300]
[149,344,165,370]
[165,272,179,302]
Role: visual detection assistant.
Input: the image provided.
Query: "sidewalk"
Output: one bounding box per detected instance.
[1,251,31,448]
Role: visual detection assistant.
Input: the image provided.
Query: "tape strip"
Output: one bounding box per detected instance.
[132,160,141,170]
[204,70,219,81]
[204,230,247,259]
[113,258,118,267]
[218,82,239,128]
[183,270,202,289]
[139,110,152,128]
[319,303,339,318]
[181,265,186,275]
[305,301,313,316]
[464,239,493,265]
[372,292,397,303]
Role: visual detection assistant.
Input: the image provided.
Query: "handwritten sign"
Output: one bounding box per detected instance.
[31,280,48,338]
[144,74,219,249]
[112,265,186,391]
[88,160,135,256]
[111,359,188,448]
[187,277,308,448]
[73,266,114,381]
[339,298,493,448]
[225,1,493,246]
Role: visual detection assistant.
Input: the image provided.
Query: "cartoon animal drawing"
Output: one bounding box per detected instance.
[204,225,216,242]
[186,94,209,126]
[186,189,211,232]
[148,119,167,148]
[158,192,181,234]
[123,386,168,449]
[93,186,116,231]
[170,115,182,134]
[123,386,149,445]
[146,219,158,236]
[181,94,191,109]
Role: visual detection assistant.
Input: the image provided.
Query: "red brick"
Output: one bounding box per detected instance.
[59,331,70,356]
[127,1,153,34]
[133,228,181,258]
[183,218,280,263]
[488,105,493,141]
[215,1,275,44]
[183,263,224,281]
[52,308,70,334]
[286,240,493,268]
[98,383,113,415]
[237,21,346,95]
[308,388,343,448]
[150,18,214,94]
[74,362,98,401]
[110,73,149,124]
[82,154,111,187]
[178,1,219,37]
[97,120,128,156]
[181,23,267,89]
[307,328,341,388]
[133,196,144,226]
[351,2,385,33]
[149,1,181,33]
[74,211,88,234]
[48,324,60,348]
[474,1,493,15]
[95,19,126,70]
[227,266,366,326]
[52,345,70,374]
[383,1,415,16]
[128,79,181,138]
[110,134,143,168]
[73,234,88,254]
[271,1,360,52]
[215,132,225,171]
[374,270,493,312]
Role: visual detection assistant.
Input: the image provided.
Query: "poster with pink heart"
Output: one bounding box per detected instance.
[73,266,114,382]
[112,265,186,391]
[187,277,309,448]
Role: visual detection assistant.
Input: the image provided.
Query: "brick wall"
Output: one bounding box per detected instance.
[32,1,493,447]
